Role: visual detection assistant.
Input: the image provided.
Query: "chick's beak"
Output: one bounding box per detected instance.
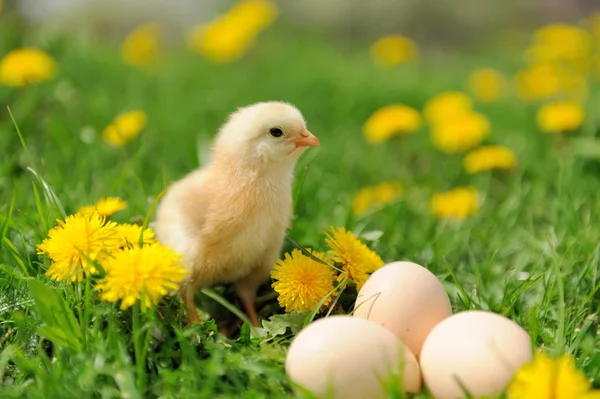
[292,129,320,148]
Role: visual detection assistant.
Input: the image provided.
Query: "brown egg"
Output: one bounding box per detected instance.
[285,315,421,399]
[353,261,452,356]
[419,310,532,399]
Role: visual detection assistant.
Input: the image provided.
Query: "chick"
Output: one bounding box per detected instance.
[154,102,319,327]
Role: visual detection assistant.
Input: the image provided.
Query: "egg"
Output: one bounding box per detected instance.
[419,310,532,399]
[285,315,421,399]
[353,261,452,356]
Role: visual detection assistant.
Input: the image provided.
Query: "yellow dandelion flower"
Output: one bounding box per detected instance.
[467,68,506,102]
[363,104,421,144]
[463,145,517,174]
[536,101,585,134]
[271,249,336,313]
[121,22,163,69]
[95,243,188,310]
[187,21,255,64]
[525,43,592,76]
[431,111,490,154]
[531,24,593,63]
[0,48,56,87]
[373,181,403,203]
[513,64,561,102]
[115,223,156,249]
[102,110,147,147]
[512,63,588,102]
[37,212,120,282]
[352,182,402,216]
[430,187,478,220]
[225,0,277,33]
[370,35,418,67]
[508,351,600,399]
[352,188,373,217]
[187,0,277,63]
[79,197,128,218]
[325,227,384,291]
[423,91,473,125]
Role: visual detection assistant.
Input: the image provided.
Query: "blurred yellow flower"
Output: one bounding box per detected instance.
[325,227,384,291]
[526,44,592,76]
[0,48,56,87]
[363,104,421,143]
[423,91,473,125]
[79,197,128,218]
[37,212,120,282]
[370,35,418,66]
[115,223,156,249]
[96,243,188,310]
[271,249,336,313]
[373,181,402,203]
[536,101,585,133]
[430,187,479,220]
[102,110,147,147]
[430,111,490,154]
[226,0,277,32]
[352,181,402,216]
[585,13,600,41]
[508,351,600,399]
[187,0,277,63]
[513,64,563,102]
[467,68,506,102]
[463,145,517,174]
[515,63,588,103]
[121,22,163,69]
[530,24,592,63]
[352,189,373,217]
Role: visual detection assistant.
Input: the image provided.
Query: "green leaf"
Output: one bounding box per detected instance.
[0,345,17,380]
[261,318,288,338]
[252,312,309,341]
[570,138,600,159]
[113,364,141,399]
[266,312,307,335]
[27,279,83,352]
[359,230,384,242]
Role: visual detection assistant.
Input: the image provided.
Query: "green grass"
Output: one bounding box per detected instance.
[1,12,600,399]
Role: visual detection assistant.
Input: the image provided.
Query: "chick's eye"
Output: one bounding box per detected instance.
[269,127,283,138]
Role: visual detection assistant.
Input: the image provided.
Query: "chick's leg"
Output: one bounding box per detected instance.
[235,281,261,327]
[235,265,271,327]
[180,283,201,324]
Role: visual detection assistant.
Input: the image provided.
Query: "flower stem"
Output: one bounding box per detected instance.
[74,280,85,345]
[82,277,92,348]
[132,301,146,395]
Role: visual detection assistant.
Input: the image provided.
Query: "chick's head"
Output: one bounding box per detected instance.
[213,102,319,165]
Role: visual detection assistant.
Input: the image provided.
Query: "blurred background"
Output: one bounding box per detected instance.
[2,0,600,239]
[9,0,600,49]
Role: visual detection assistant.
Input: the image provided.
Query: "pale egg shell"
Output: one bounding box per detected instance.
[419,310,532,399]
[353,261,452,356]
[285,315,421,399]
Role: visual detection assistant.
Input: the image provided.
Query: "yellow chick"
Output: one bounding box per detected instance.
[154,102,320,327]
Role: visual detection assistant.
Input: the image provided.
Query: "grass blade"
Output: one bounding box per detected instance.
[200,287,260,335]
[0,194,15,250]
